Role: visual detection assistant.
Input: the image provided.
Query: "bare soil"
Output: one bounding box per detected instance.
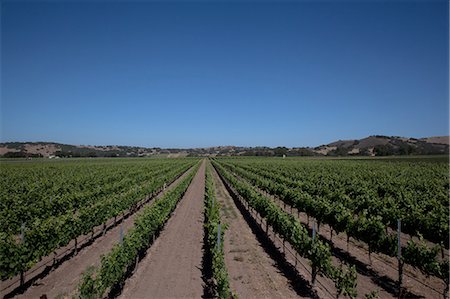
[23,144,61,157]
[222,168,448,299]
[210,164,302,298]
[3,166,194,299]
[119,161,206,299]
[420,136,449,145]
[262,190,447,298]
[0,147,19,155]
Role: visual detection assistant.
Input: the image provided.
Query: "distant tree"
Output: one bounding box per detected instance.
[373,144,395,156]
[359,148,371,156]
[274,147,288,157]
[3,152,42,158]
[328,146,348,156]
[398,144,415,155]
[3,151,27,158]
[290,148,315,156]
[87,151,97,157]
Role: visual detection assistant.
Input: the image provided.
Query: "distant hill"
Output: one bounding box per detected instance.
[0,142,188,158]
[0,135,448,158]
[314,135,449,156]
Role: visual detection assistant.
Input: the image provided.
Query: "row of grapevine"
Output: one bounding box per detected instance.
[0,159,198,280]
[1,159,188,234]
[212,160,358,298]
[218,160,449,284]
[204,165,233,299]
[220,157,448,246]
[78,162,200,298]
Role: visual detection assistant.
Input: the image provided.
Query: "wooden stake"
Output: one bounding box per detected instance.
[397,219,403,299]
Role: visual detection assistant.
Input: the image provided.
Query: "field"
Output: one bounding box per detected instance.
[0,156,448,299]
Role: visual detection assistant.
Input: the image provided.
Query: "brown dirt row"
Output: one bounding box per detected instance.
[213,163,340,298]
[247,166,448,256]
[1,165,195,299]
[223,166,447,298]
[231,169,447,299]
[263,191,447,298]
[209,163,302,298]
[118,161,206,299]
[264,194,395,298]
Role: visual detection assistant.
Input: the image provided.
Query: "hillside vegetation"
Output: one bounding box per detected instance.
[0,135,448,158]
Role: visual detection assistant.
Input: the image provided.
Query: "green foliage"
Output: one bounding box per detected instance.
[3,152,42,158]
[402,235,446,279]
[76,162,200,298]
[0,158,198,280]
[364,290,379,299]
[333,264,357,299]
[78,266,98,299]
[213,161,358,297]
[204,166,233,298]
[214,157,449,281]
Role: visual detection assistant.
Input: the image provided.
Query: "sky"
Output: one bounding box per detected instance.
[1,0,448,148]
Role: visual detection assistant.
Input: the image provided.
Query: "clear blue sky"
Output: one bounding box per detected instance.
[1,0,448,148]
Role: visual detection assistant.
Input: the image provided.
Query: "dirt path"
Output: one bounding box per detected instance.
[119,161,206,299]
[242,178,446,298]
[253,165,448,257]
[264,191,446,299]
[210,164,302,299]
[10,166,195,299]
[223,164,446,298]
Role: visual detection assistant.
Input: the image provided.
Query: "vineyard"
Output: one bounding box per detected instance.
[212,156,449,298]
[0,158,198,292]
[0,156,448,298]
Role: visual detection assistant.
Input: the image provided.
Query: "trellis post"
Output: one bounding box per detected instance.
[20,222,25,287]
[312,221,317,285]
[120,224,124,244]
[216,224,221,251]
[397,219,403,298]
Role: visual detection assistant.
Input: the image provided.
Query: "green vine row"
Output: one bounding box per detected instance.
[0,159,197,280]
[204,165,234,299]
[217,160,448,282]
[212,161,358,299]
[77,162,200,298]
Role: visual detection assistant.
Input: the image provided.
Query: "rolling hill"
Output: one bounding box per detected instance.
[0,135,448,158]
